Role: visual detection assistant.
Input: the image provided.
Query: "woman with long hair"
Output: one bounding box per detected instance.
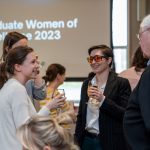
[0,46,66,150]
[0,31,46,103]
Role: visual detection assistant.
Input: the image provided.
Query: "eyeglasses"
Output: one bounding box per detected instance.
[87,55,106,64]
[136,27,150,41]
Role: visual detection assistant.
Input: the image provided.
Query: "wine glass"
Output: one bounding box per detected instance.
[90,79,98,88]
[57,89,65,97]
[57,89,65,114]
[88,80,99,108]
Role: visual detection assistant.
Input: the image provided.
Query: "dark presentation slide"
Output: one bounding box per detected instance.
[0,0,110,77]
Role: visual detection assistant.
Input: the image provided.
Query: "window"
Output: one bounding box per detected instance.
[112,0,128,73]
[59,78,85,106]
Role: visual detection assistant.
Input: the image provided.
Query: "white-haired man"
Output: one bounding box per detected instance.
[123,14,150,150]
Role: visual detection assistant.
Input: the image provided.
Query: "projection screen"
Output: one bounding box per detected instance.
[0,0,110,77]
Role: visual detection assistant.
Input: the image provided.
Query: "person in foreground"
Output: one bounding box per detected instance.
[0,31,46,102]
[123,14,150,150]
[17,111,79,150]
[74,44,131,150]
[0,46,66,150]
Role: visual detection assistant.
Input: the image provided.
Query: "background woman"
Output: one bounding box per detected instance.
[119,46,148,90]
[39,63,71,118]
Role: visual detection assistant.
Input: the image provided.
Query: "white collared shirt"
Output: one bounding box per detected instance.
[86,76,105,134]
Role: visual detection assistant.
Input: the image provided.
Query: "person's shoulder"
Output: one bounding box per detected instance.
[109,71,130,87]
[144,65,150,72]
[9,79,26,92]
[81,78,90,88]
[25,79,34,86]
[140,65,150,79]
[116,72,130,85]
[137,66,150,88]
[117,75,129,82]
[0,79,26,98]
[115,75,131,91]
[119,67,135,78]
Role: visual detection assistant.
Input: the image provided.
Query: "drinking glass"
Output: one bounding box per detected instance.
[57,89,65,97]
[57,89,65,114]
[88,80,98,88]
[88,80,99,108]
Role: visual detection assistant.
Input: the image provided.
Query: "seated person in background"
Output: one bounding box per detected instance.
[17,111,79,150]
[0,31,46,102]
[40,63,71,118]
[119,46,148,90]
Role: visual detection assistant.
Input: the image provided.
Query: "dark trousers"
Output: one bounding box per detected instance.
[81,132,102,150]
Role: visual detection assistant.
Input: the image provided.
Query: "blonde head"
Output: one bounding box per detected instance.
[17,111,78,150]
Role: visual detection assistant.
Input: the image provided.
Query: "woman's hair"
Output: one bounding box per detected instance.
[0,62,7,89]
[131,46,148,72]
[1,31,27,61]
[17,111,79,150]
[0,46,33,89]
[88,44,114,67]
[88,72,95,78]
[43,63,66,84]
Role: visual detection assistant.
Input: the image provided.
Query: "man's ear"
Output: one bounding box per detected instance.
[43,145,51,150]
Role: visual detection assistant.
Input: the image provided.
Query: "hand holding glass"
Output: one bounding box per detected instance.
[88,80,98,97]
[88,80,100,107]
[57,89,65,114]
[46,92,66,110]
[57,89,65,98]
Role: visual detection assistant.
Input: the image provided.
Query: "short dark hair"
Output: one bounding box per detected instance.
[88,44,113,67]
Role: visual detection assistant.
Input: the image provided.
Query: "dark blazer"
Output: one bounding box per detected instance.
[75,71,131,150]
[123,66,150,150]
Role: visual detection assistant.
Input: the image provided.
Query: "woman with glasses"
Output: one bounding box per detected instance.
[74,44,131,150]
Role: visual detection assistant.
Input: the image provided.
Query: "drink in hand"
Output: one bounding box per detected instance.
[88,80,100,107]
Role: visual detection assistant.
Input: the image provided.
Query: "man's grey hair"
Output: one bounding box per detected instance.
[140,14,150,31]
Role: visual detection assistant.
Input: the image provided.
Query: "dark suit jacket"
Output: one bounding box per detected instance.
[123,66,150,150]
[75,71,131,150]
